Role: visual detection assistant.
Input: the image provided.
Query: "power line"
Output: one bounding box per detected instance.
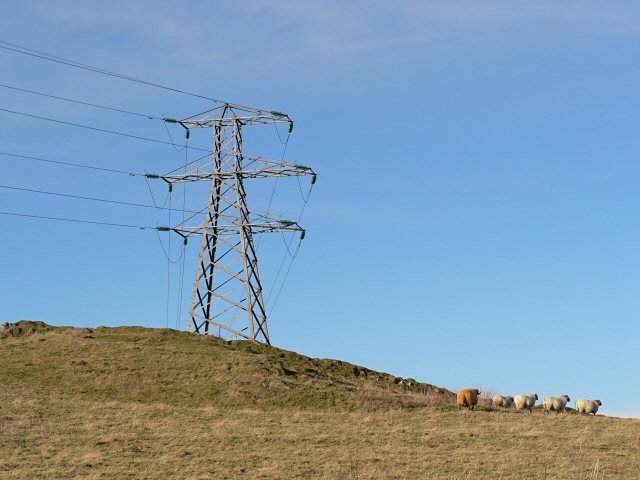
[0,40,224,104]
[0,183,202,214]
[155,229,186,264]
[176,137,191,329]
[176,243,188,330]
[0,210,153,230]
[0,106,210,153]
[0,83,162,120]
[266,174,315,313]
[144,176,170,209]
[0,150,212,180]
[0,151,146,176]
[165,191,173,327]
[162,117,188,152]
[268,239,303,317]
[0,40,272,114]
[256,128,292,251]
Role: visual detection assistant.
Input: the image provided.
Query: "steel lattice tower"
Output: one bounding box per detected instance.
[161,105,315,344]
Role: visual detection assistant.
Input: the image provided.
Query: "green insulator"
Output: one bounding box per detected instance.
[183,237,188,246]
[311,174,317,185]
[288,121,294,133]
[300,230,306,240]
[294,164,311,171]
[156,226,171,232]
[163,117,178,123]
[144,173,160,179]
[185,129,190,139]
[270,111,286,117]
[279,220,295,227]
[168,184,173,193]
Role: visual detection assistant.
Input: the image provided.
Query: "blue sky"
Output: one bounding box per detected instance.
[1,1,639,417]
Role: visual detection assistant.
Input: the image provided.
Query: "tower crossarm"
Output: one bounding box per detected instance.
[161,154,316,183]
[174,104,293,128]
[163,207,304,238]
[168,219,303,238]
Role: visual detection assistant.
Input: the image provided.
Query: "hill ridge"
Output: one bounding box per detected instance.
[3,320,640,478]
[0,320,454,410]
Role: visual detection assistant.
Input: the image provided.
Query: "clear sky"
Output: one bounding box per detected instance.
[1,1,639,417]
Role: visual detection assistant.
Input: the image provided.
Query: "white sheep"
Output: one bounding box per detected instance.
[543,394,570,414]
[575,398,602,415]
[514,393,538,413]
[492,395,514,408]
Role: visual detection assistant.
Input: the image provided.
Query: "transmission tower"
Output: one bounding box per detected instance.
[161,104,315,344]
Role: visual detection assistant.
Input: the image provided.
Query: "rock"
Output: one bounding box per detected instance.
[0,321,53,339]
[280,362,299,376]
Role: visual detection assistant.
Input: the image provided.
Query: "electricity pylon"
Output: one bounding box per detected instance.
[161,104,315,344]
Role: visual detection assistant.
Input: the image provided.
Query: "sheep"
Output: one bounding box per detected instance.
[457,388,480,410]
[492,395,514,409]
[575,398,602,415]
[514,393,538,413]
[543,394,571,414]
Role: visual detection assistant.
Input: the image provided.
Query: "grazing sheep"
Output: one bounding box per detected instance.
[575,398,602,415]
[514,393,539,413]
[492,395,514,408]
[543,395,571,414]
[457,388,480,410]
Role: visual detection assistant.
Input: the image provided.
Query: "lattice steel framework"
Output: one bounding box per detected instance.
[162,105,315,344]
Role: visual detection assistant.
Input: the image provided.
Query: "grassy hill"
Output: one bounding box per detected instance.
[1,321,638,479]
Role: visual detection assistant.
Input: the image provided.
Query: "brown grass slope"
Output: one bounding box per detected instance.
[1,321,638,479]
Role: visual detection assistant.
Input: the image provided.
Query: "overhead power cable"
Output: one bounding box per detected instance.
[0,150,212,179]
[0,183,202,214]
[266,171,315,315]
[0,151,146,176]
[0,40,224,104]
[0,107,210,153]
[268,242,302,317]
[0,83,162,120]
[0,210,153,230]
[144,176,170,209]
[0,40,275,114]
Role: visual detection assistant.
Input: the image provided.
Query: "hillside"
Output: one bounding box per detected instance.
[1,321,638,479]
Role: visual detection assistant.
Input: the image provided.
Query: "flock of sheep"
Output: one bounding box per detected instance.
[457,388,602,415]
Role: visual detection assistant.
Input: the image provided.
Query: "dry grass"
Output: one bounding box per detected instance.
[1,322,638,479]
